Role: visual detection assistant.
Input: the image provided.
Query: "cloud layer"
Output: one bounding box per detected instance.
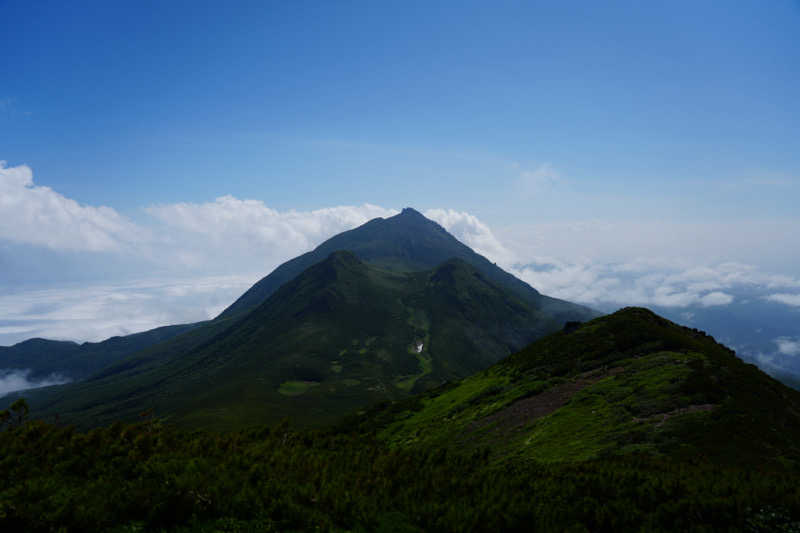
[767,294,800,307]
[777,338,800,357]
[0,161,146,251]
[1,161,800,355]
[0,275,256,345]
[423,208,516,267]
[511,258,800,309]
[0,369,71,397]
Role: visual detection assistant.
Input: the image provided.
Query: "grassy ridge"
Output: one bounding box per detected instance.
[355,308,800,466]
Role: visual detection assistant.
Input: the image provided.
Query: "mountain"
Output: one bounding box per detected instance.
[356,307,800,466]
[5,209,593,389]
[0,323,201,382]
[27,251,586,429]
[219,207,588,322]
[5,307,800,533]
[19,208,595,428]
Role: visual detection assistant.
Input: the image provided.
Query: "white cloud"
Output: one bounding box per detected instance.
[144,197,398,271]
[776,338,800,356]
[146,197,396,250]
[700,291,734,307]
[511,257,796,309]
[423,208,516,267]
[0,161,146,251]
[0,369,71,397]
[498,219,800,275]
[766,293,800,307]
[0,275,256,345]
[0,162,405,275]
[1,161,799,346]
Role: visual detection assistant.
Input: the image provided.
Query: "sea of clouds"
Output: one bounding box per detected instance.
[1,160,799,381]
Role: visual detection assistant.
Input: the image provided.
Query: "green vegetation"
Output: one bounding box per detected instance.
[27,252,575,430]
[357,308,800,467]
[15,207,596,433]
[277,381,319,396]
[0,322,200,381]
[395,339,433,392]
[6,211,799,530]
[2,417,799,532]
[3,308,800,531]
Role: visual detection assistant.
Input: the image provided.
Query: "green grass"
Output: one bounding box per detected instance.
[359,308,800,467]
[516,352,703,462]
[277,381,320,396]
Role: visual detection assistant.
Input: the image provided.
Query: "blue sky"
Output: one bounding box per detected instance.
[3,1,798,218]
[1,1,799,352]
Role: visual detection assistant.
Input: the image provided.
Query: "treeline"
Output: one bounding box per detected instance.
[1,414,799,532]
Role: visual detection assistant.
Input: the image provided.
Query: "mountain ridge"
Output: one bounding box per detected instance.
[0,322,202,383]
[3,209,594,396]
[356,307,800,466]
[26,250,576,429]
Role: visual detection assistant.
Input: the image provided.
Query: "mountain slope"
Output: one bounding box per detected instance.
[361,307,800,466]
[5,208,593,400]
[29,252,564,429]
[5,308,800,532]
[0,323,201,382]
[219,208,594,322]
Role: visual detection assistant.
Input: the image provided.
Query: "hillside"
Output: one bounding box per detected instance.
[19,208,596,428]
[0,322,201,382]
[4,307,800,532]
[27,252,567,429]
[6,208,593,400]
[357,307,800,466]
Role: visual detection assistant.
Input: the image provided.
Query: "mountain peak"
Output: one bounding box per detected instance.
[389,207,437,228]
[398,207,424,218]
[217,204,594,320]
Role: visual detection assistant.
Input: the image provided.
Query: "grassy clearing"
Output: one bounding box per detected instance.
[277,381,320,396]
[383,370,512,445]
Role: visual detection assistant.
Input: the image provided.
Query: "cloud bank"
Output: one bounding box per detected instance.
[0,161,146,251]
[767,294,800,307]
[423,208,516,267]
[510,256,800,309]
[0,369,71,397]
[0,275,256,345]
[777,338,800,357]
[1,161,799,356]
